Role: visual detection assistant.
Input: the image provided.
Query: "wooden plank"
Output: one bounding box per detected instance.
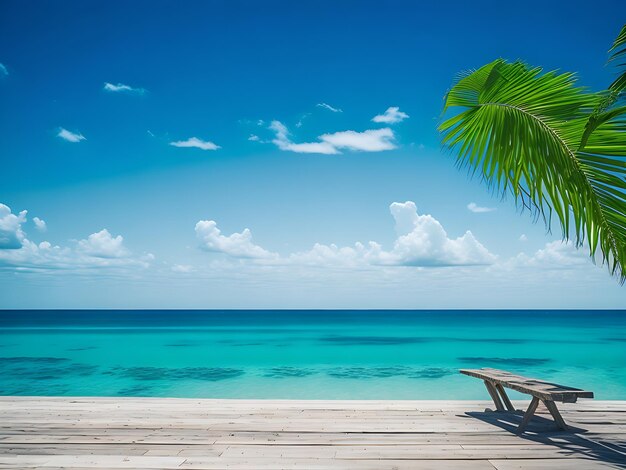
[179,457,498,469]
[0,454,186,468]
[490,458,618,469]
[0,397,624,469]
[460,368,594,402]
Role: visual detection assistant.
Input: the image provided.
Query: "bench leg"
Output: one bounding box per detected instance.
[517,397,539,433]
[483,380,504,411]
[495,384,516,411]
[543,400,568,430]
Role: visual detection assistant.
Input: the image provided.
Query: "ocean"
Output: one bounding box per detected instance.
[0,310,624,399]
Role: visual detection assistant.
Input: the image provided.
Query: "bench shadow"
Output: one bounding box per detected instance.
[466,410,626,468]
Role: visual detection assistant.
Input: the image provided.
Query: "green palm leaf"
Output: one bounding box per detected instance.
[608,24,626,94]
[440,59,626,282]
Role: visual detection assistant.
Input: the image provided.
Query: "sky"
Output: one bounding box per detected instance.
[0,0,625,309]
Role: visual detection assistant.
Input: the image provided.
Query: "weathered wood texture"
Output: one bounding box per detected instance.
[460,368,594,402]
[460,368,596,433]
[0,397,624,469]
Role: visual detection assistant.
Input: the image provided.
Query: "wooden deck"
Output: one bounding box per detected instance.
[0,397,625,469]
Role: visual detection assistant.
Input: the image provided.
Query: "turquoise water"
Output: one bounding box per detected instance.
[0,310,625,399]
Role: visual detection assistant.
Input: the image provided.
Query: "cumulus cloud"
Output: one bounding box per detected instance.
[291,202,495,267]
[289,242,381,267]
[0,240,73,270]
[467,202,496,213]
[0,237,148,272]
[269,121,396,154]
[0,63,7,76]
[57,128,86,143]
[0,203,153,272]
[195,220,277,259]
[0,204,27,249]
[103,82,146,94]
[170,137,220,151]
[513,241,590,268]
[199,202,495,268]
[77,229,130,258]
[372,106,409,124]
[248,134,260,141]
[385,202,495,266]
[519,234,528,242]
[316,103,342,113]
[33,217,47,232]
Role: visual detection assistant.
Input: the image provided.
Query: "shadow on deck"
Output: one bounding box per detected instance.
[466,409,626,468]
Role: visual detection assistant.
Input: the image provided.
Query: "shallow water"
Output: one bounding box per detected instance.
[0,310,624,399]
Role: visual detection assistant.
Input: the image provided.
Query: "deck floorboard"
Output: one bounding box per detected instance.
[0,397,624,469]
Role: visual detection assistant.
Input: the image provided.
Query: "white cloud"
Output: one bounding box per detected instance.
[467,202,496,213]
[248,134,260,141]
[270,121,338,155]
[103,82,146,94]
[519,234,528,242]
[320,128,396,152]
[385,202,495,266]
[0,238,148,272]
[191,210,593,274]
[170,137,220,151]
[57,128,86,143]
[195,220,278,259]
[77,229,130,258]
[200,201,495,268]
[0,208,149,272]
[0,240,73,270]
[0,63,7,76]
[291,202,495,267]
[372,106,409,124]
[0,204,27,249]
[269,121,396,155]
[33,217,47,232]
[514,241,590,268]
[289,242,380,267]
[316,103,342,113]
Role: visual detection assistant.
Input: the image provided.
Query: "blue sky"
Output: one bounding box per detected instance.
[1,0,625,308]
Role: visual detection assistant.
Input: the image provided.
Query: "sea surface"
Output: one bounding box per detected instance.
[0,310,624,399]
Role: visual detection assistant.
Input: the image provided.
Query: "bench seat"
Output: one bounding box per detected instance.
[460,368,594,432]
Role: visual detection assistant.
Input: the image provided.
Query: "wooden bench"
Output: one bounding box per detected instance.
[460,368,594,433]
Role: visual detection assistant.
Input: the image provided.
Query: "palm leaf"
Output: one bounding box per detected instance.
[440,59,626,282]
[608,24,626,94]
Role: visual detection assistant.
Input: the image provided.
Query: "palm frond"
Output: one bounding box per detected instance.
[608,24,626,94]
[439,59,626,282]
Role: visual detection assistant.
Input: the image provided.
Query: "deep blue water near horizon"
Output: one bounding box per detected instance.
[1,310,625,399]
